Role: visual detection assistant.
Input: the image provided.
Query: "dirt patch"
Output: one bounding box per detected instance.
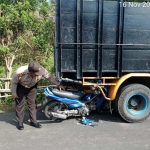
[0,104,15,112]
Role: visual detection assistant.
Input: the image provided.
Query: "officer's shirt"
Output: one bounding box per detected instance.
[11,65,59,96]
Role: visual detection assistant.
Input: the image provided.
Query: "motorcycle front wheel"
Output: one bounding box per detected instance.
[44,101,68,120]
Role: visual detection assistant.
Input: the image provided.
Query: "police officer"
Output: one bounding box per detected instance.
[11,62,65,130]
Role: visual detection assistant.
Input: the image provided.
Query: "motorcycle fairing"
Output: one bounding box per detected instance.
[52,88,84,99]
[44,87,85,108]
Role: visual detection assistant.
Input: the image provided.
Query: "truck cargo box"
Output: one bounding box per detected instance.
[55,0,150,79]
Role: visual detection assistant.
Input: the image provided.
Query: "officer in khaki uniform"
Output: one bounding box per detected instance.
[11,62,65,130]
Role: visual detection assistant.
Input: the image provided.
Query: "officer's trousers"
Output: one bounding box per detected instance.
[16,83,38,123]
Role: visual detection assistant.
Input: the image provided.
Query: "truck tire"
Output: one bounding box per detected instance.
[115,84,150,123]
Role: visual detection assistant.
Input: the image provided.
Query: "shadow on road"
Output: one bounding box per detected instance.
[0,110,125,128]
[72,111,125,124]
[0,112,17,128]
[37,110,126,125]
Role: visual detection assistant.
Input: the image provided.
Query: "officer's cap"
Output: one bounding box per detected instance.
[28,62,44,76]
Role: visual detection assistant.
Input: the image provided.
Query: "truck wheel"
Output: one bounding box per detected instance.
[116,84,150,123]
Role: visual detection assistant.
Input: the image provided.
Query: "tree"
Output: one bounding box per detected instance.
[0,0,55,89]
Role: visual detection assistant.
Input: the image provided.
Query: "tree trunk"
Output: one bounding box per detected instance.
[4,55,15,89]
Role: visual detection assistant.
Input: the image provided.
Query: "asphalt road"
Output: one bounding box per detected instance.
[0,110,150,150]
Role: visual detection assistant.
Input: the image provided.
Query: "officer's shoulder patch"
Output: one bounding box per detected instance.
[16,65,28,74]
[17,72,25,78]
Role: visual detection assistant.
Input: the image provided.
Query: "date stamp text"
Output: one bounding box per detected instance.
[119,2,150,7]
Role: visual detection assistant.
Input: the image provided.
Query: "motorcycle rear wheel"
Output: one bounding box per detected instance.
[44,101,68,120]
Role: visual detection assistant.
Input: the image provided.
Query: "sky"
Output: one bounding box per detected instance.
[46,0,51,3]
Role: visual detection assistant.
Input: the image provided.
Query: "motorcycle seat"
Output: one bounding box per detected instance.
[52,89,84,99]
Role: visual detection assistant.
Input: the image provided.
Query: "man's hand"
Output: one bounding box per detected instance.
[58,85,65,91]
[12,95,18,100]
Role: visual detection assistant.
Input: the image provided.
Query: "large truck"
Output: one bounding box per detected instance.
[54,0,150,122]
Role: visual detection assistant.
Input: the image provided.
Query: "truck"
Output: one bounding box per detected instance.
[53,0,150,123]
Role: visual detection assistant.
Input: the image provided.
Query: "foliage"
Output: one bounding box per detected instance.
[0,0,55,107]
[0,87,45,107]
[0,0,55,84]
[0,0,55,64]
[0,96,12,106]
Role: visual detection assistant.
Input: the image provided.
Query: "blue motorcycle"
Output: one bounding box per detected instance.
[38,85,110,120]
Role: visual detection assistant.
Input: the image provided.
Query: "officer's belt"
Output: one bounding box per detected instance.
[19,83,31,88]
[18,83,37,89]
[24,85,31,88]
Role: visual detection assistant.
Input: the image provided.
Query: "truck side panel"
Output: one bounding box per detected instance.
[55,0,150,79]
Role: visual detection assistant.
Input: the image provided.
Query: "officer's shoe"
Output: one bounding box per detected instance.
[30,122,42,128]
[17,122,24,130]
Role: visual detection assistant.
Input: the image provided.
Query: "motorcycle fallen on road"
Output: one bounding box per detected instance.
[37,84,111,120]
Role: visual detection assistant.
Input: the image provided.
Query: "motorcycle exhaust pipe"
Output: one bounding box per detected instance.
[51,112,67,119]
